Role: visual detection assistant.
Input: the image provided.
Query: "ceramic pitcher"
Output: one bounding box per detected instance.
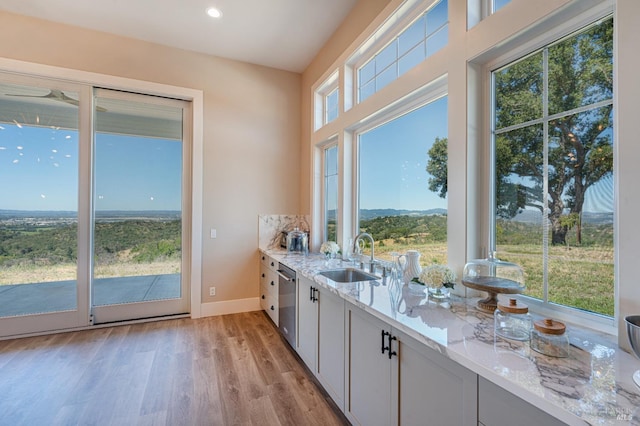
[400,250,422,284]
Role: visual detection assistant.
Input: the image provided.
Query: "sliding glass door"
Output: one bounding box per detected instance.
[0,76,191,337]
[0,77,91,336]
[91,89,190,323]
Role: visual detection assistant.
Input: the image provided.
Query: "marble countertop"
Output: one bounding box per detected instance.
[264,250,640,426]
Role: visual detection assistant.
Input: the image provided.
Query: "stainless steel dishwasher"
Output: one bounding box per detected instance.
[277,263,296,348]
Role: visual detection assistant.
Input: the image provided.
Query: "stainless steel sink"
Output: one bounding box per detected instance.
[318,268,379,283]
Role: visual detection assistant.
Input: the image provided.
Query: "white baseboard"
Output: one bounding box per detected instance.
[199,297,261,317]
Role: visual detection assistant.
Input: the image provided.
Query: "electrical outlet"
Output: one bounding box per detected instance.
[209,286,216,296]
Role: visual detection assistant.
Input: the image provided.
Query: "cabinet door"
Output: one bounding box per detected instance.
[395,329,478,426]
[478,377,567,426]
[346,306,393,426]
[317,287,345,410]
[297,276,317,369]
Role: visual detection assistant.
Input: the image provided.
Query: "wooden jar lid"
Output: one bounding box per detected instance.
[497,298,528,314]
[533,318,566,335]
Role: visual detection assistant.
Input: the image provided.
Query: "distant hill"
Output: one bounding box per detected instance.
[358,208,447,220]
[510,209,613,225]
[0,209,77,219]
[0,209,180,220]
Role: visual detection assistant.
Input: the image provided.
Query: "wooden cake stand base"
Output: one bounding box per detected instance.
[461,276,524,313]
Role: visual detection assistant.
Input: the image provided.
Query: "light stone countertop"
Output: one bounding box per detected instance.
[264,249,640,426]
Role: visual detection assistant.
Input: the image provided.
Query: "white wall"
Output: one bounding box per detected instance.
[0,10,302,311]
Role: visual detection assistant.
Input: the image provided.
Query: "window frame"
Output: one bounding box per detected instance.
[322,140,339,243]
[484,10,616,333]
[314,71,339,131]
[347,0,447,106]
[351,78,448,247]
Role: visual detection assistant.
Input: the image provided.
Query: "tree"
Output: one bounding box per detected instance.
[426,18,613,246]
[426,137,448,198]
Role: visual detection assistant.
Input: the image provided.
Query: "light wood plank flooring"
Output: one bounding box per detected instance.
[0,311,350,426]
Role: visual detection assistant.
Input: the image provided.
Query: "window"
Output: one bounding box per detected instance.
[492,0,510,14]
[326,88,339,124]
[468,0,512,29]
[324,144,339,242]
[315,71,339,130]
[491,17,614,317]
[357,96,448,262]
[358,0,448,103]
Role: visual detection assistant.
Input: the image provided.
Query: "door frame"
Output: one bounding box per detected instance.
[0,58,203,338]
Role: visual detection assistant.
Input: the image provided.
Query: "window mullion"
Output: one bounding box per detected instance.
[542,47,550,304]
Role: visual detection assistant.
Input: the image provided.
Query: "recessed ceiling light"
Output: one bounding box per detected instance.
[206,7,222,18]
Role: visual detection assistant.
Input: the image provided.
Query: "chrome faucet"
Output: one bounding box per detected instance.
[353,232,377,273]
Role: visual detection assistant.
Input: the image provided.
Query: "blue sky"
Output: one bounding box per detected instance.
[0,124,182,211]
[359,96,448,211]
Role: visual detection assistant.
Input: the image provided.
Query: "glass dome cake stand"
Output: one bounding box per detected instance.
[462,253,525,313]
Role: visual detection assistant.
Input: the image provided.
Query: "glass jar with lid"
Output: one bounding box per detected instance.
[494,298,531,341]
[530,318,569,358]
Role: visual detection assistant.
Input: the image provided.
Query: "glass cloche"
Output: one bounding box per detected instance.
[462,252,525,313]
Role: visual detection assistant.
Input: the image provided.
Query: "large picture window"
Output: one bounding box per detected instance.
[491,17,614,317]
[358,96,448,262]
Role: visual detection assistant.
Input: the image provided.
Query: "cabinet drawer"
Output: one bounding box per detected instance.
[265,296,278,325]
[260,253,278,272]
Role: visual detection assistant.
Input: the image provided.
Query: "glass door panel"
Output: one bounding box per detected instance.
[91,89,189,323]
[0,79,89,336]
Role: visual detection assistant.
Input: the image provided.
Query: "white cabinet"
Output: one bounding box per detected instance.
[345,305,478,426]
[345,305,394,426]
[297,275,346,410]
[259,253,278,325]
[395,327,477,426]
[478,377,567,426]
[297,276,317,367]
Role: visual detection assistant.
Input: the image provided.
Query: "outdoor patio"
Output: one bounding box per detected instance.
[0,274,180,317]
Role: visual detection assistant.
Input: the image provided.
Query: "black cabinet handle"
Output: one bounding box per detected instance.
[262,273,265,278]
[309,286,318,303]
[271,261,275,267]
[270,305,275,311]
[262,256,265,261]
[270,280,275,286]
[261,295,265,299]
[382,331,397,359]
[387,333,397,359]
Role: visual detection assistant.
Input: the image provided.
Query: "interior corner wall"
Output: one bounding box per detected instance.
[300,0,392,216]
[0,11,302,307]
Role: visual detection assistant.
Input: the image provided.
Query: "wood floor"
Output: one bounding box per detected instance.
[0,311,350,426]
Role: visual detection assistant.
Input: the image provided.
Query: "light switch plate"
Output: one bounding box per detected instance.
[210,228,217,239]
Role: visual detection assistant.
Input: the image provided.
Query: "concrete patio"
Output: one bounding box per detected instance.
[0,274,180,317]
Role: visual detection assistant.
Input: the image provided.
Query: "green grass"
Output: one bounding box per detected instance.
[356,214,614,317]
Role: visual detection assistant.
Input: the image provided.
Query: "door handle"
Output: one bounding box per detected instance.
[312,287,318,303]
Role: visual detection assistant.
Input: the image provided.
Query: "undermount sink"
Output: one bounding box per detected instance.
[318,268,379,283]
